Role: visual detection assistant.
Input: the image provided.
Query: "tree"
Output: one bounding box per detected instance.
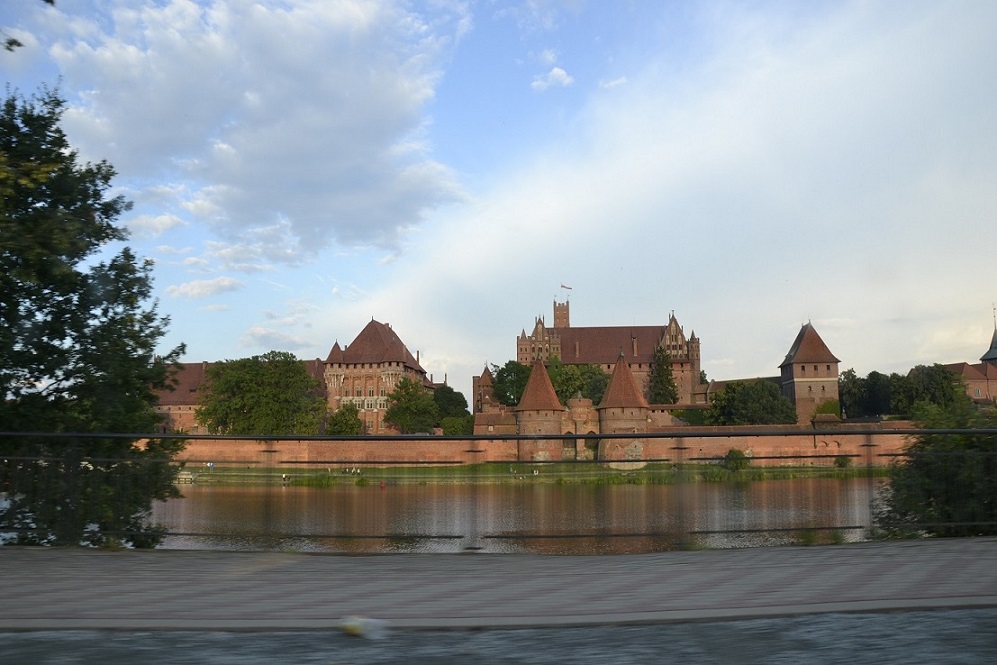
[0,85,184,547]
[326,402,363,436]
[704,380,798,426]
[647,345,679,404]
[876,401,997,538]
[384,377,438,434]
[440,415,474,435]
[195,351,326,436]
[890,364,967,416]
[547,358,609,404]
[491,360,532,406]
[433,385,469,422]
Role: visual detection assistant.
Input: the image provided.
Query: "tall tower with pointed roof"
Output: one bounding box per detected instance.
[779,323,840,422]
[514,359,566,460]
[598,355,650,430]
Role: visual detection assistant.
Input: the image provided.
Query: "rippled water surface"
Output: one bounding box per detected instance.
[152,477,882,553]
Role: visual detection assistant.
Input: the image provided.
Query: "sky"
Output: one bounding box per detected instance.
[4,0,996,401]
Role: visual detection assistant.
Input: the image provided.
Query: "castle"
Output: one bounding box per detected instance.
[156,303,848,436]
[156,319,436,435]
[507,301,708,407]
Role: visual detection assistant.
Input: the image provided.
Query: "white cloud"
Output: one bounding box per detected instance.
[50,0,469,262]
[242,325,312,352]
[531,66,574,91]
[126,213,186,237]
[166,276,244,299]
[599,76,627,89]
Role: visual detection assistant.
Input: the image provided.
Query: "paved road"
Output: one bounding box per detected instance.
[3,539,997,663]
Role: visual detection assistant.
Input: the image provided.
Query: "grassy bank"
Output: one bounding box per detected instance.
[178,461,888,487]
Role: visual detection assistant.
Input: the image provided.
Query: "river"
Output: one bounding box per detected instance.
[151,477,882,554]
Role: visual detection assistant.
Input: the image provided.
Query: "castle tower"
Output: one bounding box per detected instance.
[553,300,570,328]
[324,319,429,434]
[597,354,650,461]
[472,365,497,414]
[515,360,565,460]
[779,322,840,423]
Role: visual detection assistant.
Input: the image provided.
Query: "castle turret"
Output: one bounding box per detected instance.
[597,355,650,461]
[779,322,840,423]
[515,360,565,461]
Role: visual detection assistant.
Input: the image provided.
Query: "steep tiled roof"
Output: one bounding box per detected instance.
[779,323,840,368]
[982,327,997,363]
[515,359,564,411]
[324,341,344,363]
[330,319,425,372]
[599,354,650,409]
[554,326,667,365]
[479,366,493,386]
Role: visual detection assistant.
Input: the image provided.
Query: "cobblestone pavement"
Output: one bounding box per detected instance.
[2,538,996,662]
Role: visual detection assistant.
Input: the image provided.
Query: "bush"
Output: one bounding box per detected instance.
[722,448,750,471]
[875,402,997,538]
[834,455,852,469]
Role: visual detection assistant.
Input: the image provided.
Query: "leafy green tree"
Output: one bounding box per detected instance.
[440,415,474,435]
[492,360,532,406]
[890,364,967,417]
[433,385,469,422]
[577,363,610,404]
[704,380,798,425]
[326,402,363,435]
[195,351,326,435]
[384,377,438,434]
[0,86,184,547]
[647,346,679,404]
[876,402,997,538]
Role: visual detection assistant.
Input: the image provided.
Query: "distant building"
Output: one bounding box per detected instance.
[698,322,841,424]
[945,325,997,405]
[323,319,435,434]
[154,319,434,436]
[514,300,707,406]
[473,355,681,460]
[154,359,326,434]
[779,323,841,423]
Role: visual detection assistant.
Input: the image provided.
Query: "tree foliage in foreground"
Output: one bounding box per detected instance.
[704,380,798,426]
[384,377,438,434]
[0,86,184,547]
[875,402,997,538]
[196,351,327,436]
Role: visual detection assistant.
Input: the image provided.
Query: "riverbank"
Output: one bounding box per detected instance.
[177,461,888,487]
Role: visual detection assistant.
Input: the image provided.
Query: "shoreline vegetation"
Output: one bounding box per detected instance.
[176,462,887,487]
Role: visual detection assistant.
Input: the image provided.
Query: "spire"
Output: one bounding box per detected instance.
[515,359,564,411]
[598,355,650,409]
[982,316,997,364]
